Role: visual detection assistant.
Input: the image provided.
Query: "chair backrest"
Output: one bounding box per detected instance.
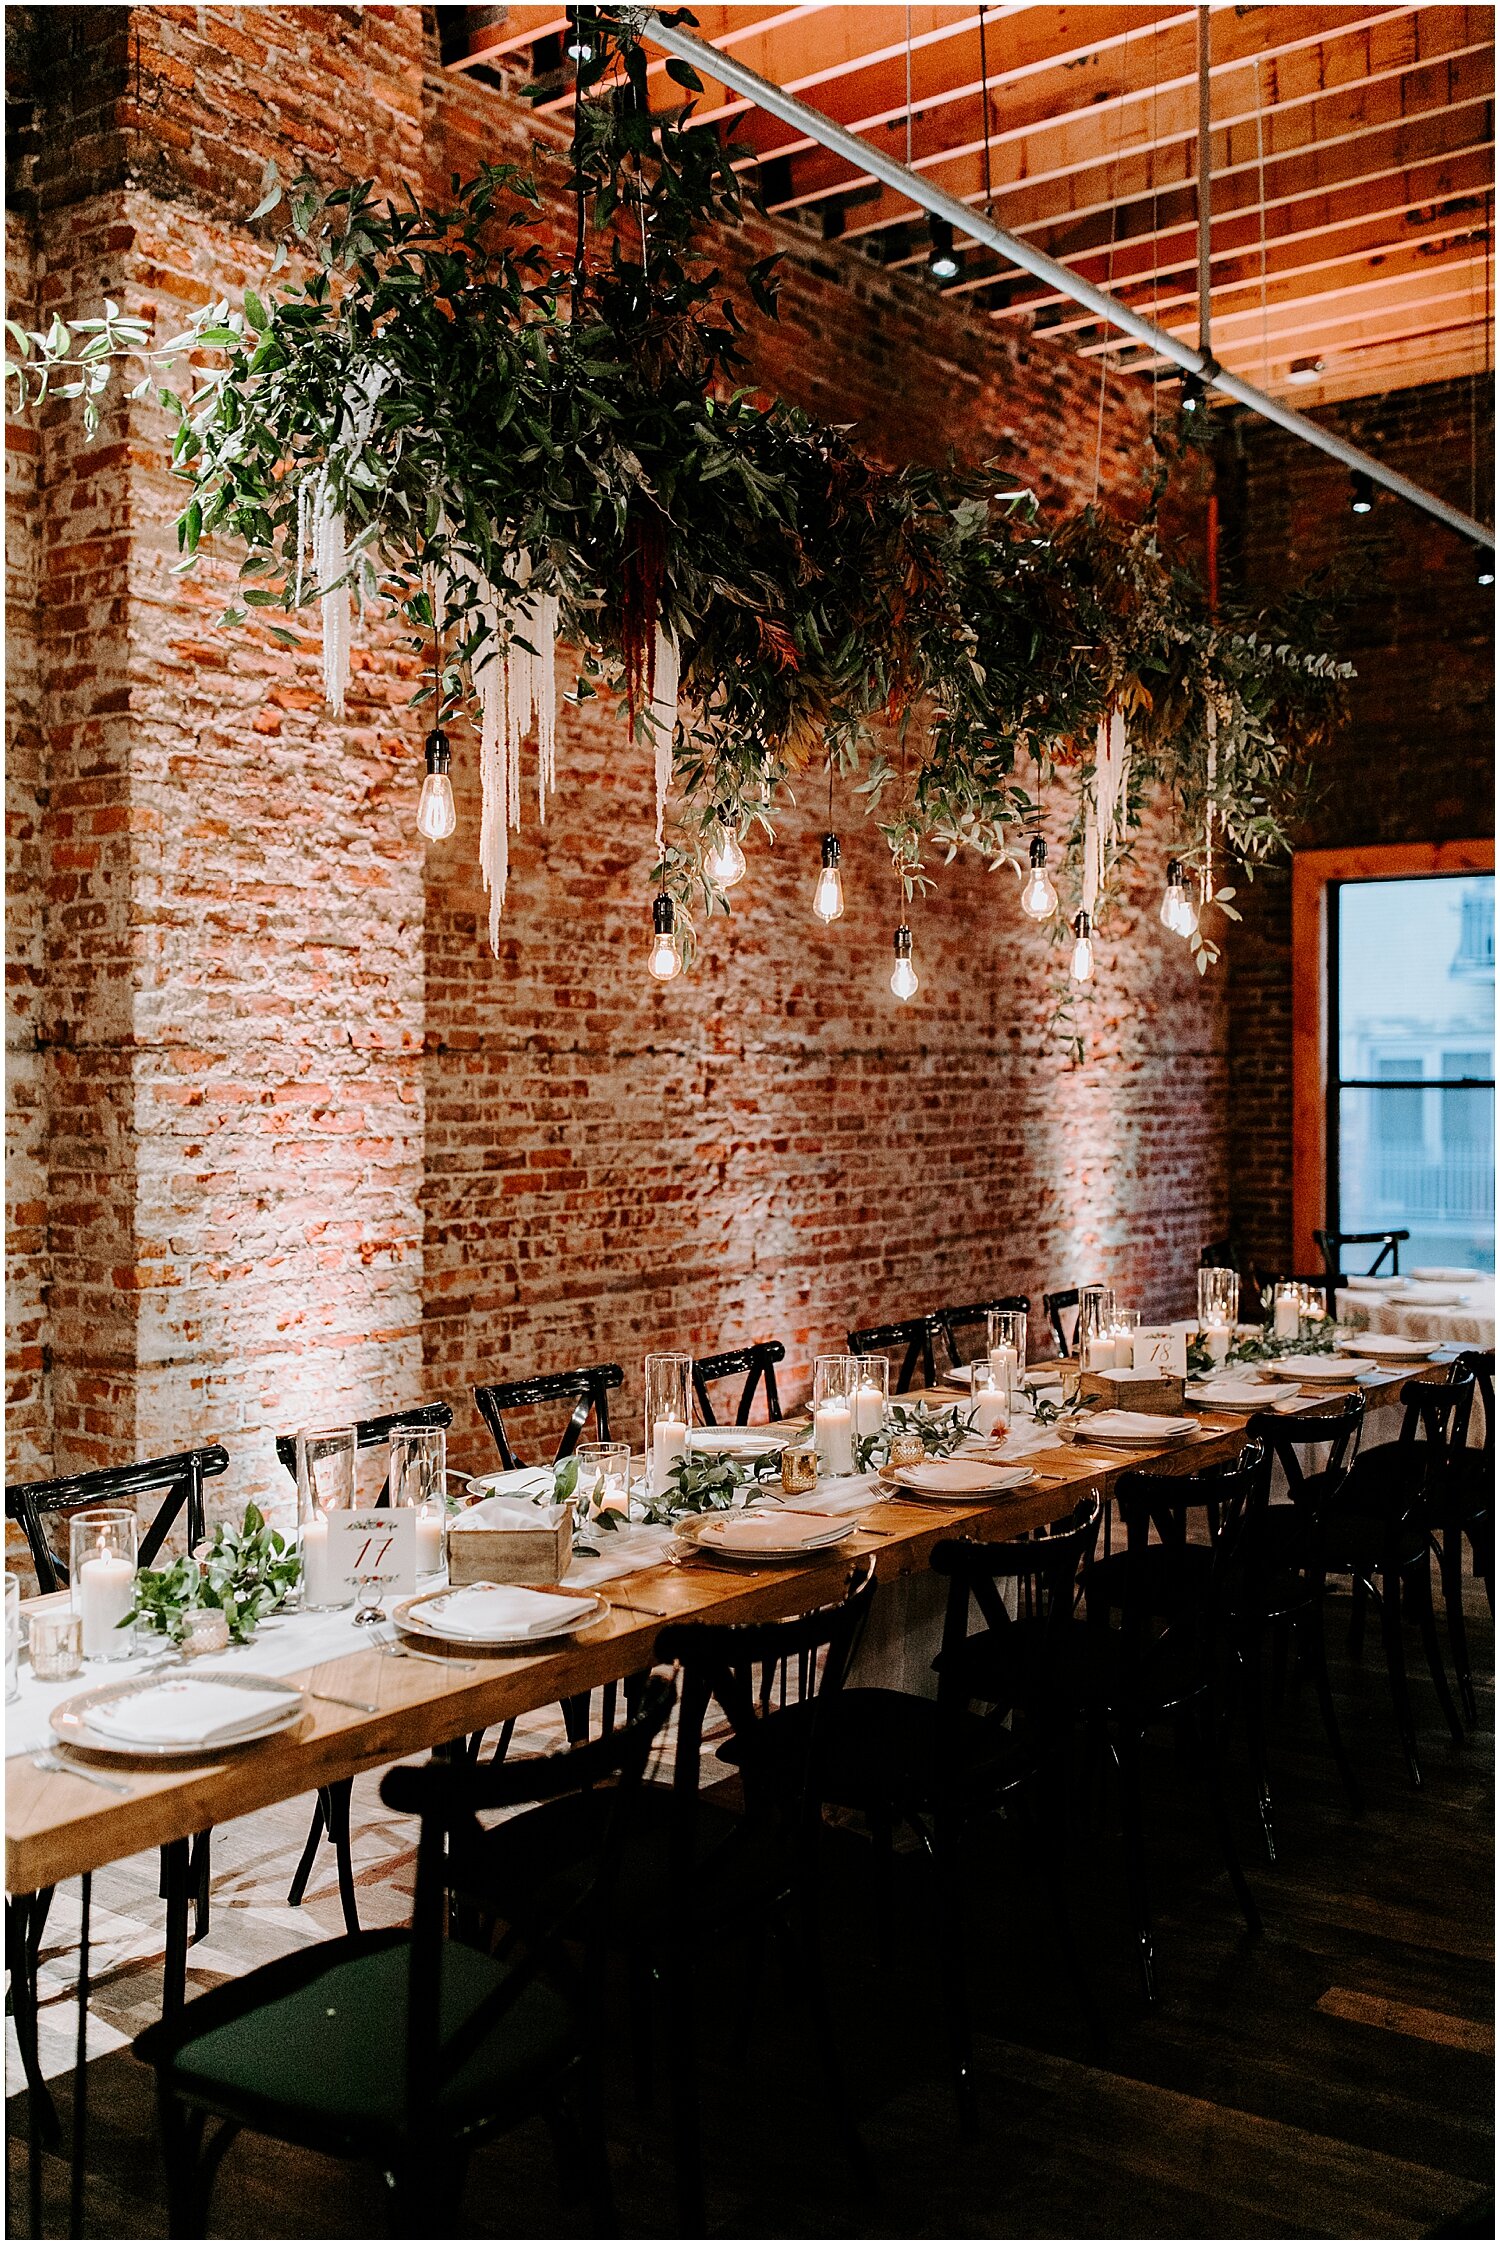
[656,1559,878,1868]
[932,1496,1101,1735]
[1245,1391,1365,1510]
[1042,1288,1083,1356]
[1456,1348,1494,1472]
[693,1342,785,1427]
[1395,1365,1477,1501]
[847,1316,939,1393]
[935,1296,1030,1374]
[274,1402,453,1506]
[1107,1440,1273,1698]
[5,1445,231,1593]
[390,1672,677,2136]
[473,1365,623,1471]
[1313,1227,1408,1284]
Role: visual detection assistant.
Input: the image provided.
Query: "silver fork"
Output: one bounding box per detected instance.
[33,1751,134,1796]
[364,1628,477,1673]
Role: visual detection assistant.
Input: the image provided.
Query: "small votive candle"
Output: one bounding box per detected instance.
[182,1607,230,1657]
[29,1609,84,1682]
[889,1432,926,1469]
[780,1443,819,1494]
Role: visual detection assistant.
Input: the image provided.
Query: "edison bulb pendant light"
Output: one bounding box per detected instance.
[812,833,845,923]
[648,893,680,982]
[705,820,747,889]
[416,730,457,841]
[1020,834,1058,920]
[1070,910,1095,983]
[890,924,919,1002]
[1159,857,1187,933]
[1176,883,1200,937]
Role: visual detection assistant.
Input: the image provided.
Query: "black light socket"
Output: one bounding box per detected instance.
[821,832,842,869]
[1074,909,1091,939]
[893,923,913,959]
[652,893,675,937]
[424,729,451,775]
[1028,834,1048,869]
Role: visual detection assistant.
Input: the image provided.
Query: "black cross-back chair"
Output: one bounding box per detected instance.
[274,1402,454,1930]
[4,1444,231,2126]
[935,1295,1030,1375]
[1440,1350,1495,1722]
[1043,1287,1088,1356]
[1239,1395,1368,1853]
[473,1364,623,1470]
[1092,1442,1270,2003]
[135,1673,677,2239]
[1326,1367,1473,1782]
[693,1341,785,1426]
[451,1561,878,2231]
[1313,1227,1409,1286]
[847,1314,940,1394]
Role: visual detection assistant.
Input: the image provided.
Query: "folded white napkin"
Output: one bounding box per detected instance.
[85,1680,294,1747]
[896,1458,1030,1494]
[694,1512,845,1553]
[453,1489,569,1532]
[413,1583,597,1640]
[463,1468,555,1505]
[1187,1379,1303,1408]
[1082,1411,1197,1439]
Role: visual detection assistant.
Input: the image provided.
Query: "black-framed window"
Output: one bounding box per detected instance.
[1330,872,1495,1273]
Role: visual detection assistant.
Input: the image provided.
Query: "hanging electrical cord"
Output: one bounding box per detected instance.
[1092,39,1132,503]
[1253,54,1270,389]
[978,4,994,219]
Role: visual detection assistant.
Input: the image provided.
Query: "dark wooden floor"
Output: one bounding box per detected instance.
[9,1577,1494,2239]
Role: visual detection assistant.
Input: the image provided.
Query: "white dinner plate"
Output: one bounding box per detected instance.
[50,1671,307,1760]
[1186,1379,1303,1409]
[397,1587,609,1647]
[886,1460,1035,1500]
[677,1511,854,1561]
[1338,1334,1437,1361]
[1391,1286,1465,1307]
[1276,1354,1375,1381]
[1071,1412,1198,1449]
[686,1428,787,1458]
[1345,1275,1393,1293]
[1411,1266,1482,1283]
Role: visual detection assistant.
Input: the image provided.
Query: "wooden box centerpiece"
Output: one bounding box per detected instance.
[1078,1366,1187,1414]
[445,1498,574,1588]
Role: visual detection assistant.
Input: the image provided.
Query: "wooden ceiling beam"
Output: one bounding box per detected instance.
[1241,330,1492,403]
[799,13,1491,238]
[1110,261,1492,373]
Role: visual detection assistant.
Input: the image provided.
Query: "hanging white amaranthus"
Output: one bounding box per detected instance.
[453,554,561,954]
[1081,706,1128,916]
[304,366,391,718]
[649,622,679,855]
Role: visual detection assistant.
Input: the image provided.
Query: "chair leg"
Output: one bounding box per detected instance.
[1021,1781,1105,2060]
[189,1830,212,1943]
[5,1891,60,2146]
[1378,1568,1422,1788]
[664,1947,705,2237]
[571,2056,618,2239]
[162,1839,191,2021]
[1302,1595,1364,1814]
[1238,1637,1277,1866]
[932,1810,977,2137]
[1438,1531,1478,1727]
[1348,1572,1369,1658]
[562,1693,592,1745]
[1116,1727,1156,2005]
[782,1890,872,2193]
[324,1777,361,1935]
[1471,1517,1495,1617]
[1406,1556,1465,1745]
[1191,1696,1262,1941]
[157,2089,211,2239]
[287,1793,327,1907]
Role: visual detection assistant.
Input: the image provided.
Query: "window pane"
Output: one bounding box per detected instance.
[1336,873,1494,1273]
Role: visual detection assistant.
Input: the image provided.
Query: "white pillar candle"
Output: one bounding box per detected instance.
[813,1400,854,1477]
[415,1509,444,1575]
[1112,1335,1135,1369]
[1205,1323,1231,1365]
[80,1549,135,1659]
[1273,1295,1301,1341]
[302,1517,330,1606]
[989,1343,1017,1383]
[1085,1335,1118,1372]
[971,1384,1009,1439]
[851,1380,885,1440]
[651,1417,688,1497]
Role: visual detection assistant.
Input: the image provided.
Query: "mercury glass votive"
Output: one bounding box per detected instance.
[29,1608,84,1682]
[182,1607,231,1657]
[889,1432,926,1470]
[780,1442,819,1495]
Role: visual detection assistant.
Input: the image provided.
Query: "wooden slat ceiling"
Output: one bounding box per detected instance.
[445,2,1495,409]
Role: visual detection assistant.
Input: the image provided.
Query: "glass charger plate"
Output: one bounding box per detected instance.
[50,1670,307,1760]
[395,1590,609,1648]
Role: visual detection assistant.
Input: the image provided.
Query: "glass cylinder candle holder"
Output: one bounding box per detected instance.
[986,1308,1028,1390]
[1197,1266,1240,1330]
[390,1424,448,1577]
[851,1355,889,1443]
[296,1426,358,1611]
[28,1608,83,1682]
[645,1353,693,1498]
[6,1573,20,1703]
[1112,1307,1142,1368]
[1077,1285,1118,1369]
[971,1355,1011,1440]
[1271,1283,1303,1342]
[70,1507,138,1662]
[812,1355,859,1477]
[575,1439,634,1519]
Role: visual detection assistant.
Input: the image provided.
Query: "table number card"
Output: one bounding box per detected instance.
[326,1508,417,1604]
[1133,1326,1188,1378]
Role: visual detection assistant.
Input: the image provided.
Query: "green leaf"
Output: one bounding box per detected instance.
[243,286,268,332]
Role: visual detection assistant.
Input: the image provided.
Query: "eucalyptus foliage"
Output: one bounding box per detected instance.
[4,3,1351,964]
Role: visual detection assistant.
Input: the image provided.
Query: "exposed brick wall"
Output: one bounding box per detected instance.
[1219,379,1495,1276]
[7,4,1228,1513]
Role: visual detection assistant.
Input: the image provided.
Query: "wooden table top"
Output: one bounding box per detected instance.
[5,1361,1436,1897]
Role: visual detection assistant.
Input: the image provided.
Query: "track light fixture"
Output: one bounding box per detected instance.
[1478,550,1496,589]
[926,216,960,283]
[1350,471,1374,515]
[1287,356,1325,387]
[1180,372,1205,415]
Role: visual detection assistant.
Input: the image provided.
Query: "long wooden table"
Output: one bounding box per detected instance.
[5,1362,1437,1901]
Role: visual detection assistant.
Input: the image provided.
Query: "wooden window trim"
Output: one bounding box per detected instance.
[1291,839,1495,1269]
